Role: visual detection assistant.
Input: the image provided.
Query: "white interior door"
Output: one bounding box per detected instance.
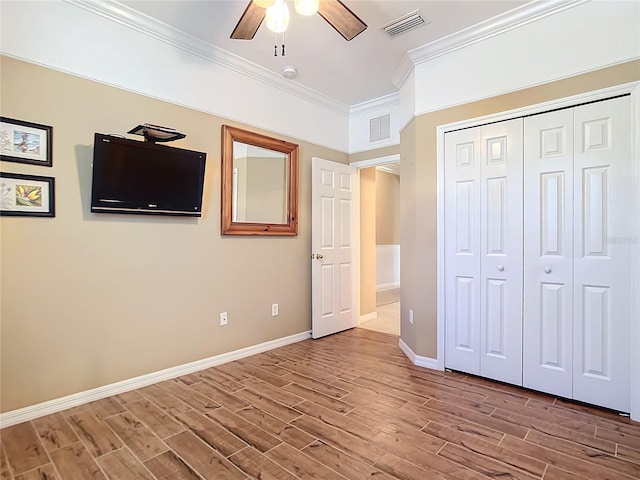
[311,157,357,339]
[572,96,631,412]
[479,119,523,386]
[523,109,574,398]
[444,128,482,375]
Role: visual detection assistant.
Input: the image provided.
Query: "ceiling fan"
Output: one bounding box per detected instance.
[231,0,367,42]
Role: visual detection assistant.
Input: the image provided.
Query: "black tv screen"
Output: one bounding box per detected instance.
[91,133,206,217]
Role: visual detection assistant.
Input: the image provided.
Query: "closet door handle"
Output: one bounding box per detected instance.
[497,265,504,271]
[544,266,552,273]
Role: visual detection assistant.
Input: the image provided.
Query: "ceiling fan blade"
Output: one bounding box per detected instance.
[318,0,367,41]
[231,1,266,40]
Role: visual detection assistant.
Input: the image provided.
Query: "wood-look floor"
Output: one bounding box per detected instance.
[2,328,639,480]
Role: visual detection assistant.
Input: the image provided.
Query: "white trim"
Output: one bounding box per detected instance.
[360,312,378,325]
[64,0,349,116]
[350,154,400,169]
[350,93,400,117]
[391,0,587,89]
[0,330,311,428]
[436,82,640,419]
[631,86,640,422]
[376,282,400,292]
[399,338,440,371]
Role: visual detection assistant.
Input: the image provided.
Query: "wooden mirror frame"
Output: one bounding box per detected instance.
[221,125,299,235]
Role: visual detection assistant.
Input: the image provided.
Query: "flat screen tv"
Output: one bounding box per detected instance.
[91,133,206,217]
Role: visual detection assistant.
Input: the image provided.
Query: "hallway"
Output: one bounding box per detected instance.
[359,287,400,336]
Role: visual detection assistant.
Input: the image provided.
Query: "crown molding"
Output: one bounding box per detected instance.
[64,0,350,116]
[391,0,589,89]
[349,92,400,117]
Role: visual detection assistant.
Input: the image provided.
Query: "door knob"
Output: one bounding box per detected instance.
[315,254,324,260]
[544,266,552,273]
[497,265,504,271]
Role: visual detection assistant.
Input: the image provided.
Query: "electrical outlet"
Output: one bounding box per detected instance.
[409,309,414,324]
[272,303,279,316]
[220,312,228,326]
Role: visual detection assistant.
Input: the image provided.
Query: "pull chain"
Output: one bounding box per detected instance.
[282,31,286,56]
[272,32,286,57]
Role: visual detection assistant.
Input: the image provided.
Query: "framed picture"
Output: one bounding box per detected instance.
[0,117,53,167]
[0,172,55,217]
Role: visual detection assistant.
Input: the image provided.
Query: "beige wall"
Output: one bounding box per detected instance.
[401,59,640,359]
[0,56,348,412]
[359,168,376,316]
[375,170,400,245]
[349,145,399,164]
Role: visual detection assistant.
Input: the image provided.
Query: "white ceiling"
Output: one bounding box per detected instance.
[121,0,528,107]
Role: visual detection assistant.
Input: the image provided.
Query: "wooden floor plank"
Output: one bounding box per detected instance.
[104,412,167,462]
[190,381,251,412]
[2,328,638,480]
[1,422,50,475]
[155,379,220,413]
[525,429,640,478]
[164,431,246,480]
[234,405,315,450]
[1,445,12,480]
[32,413,78,453]
[123,398,185,440]
[282,383,355,413]
[143,450,201,480]
[14,464,58,480]
[265,442,348,480]
[206,408,282,453]
[49,442,106,480]
[233,387,303,422]
[228,446,299,480]
[66,411,121,458]
[95,448,155,480]
[501,434,635,480]
[174,410,247,457]
[302,440,396,480]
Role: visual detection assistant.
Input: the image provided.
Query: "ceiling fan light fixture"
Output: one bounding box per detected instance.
[266,0,289,33]
[295,0,319,16]
[253,0,275,8]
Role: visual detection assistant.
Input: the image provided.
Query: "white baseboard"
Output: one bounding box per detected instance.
[376,282,400,292]
[0,330,311,428]
[359,312,378,324]
[398,338,441,371]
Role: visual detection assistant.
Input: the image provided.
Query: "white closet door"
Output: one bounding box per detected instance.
[523,109,574,397]
[573,96,631,412]
[479,119,523,385]
[444,128,482,375]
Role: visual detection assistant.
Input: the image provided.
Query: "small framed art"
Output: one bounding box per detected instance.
[0,117,53,167]
[0,172,55,217]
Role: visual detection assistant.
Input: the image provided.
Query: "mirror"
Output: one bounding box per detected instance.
[221,125,298,235]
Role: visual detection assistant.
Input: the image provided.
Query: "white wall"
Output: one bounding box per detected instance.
[348,94,401,154]
[0,0,349,152]
[410,0,640,115]
[376,245,400,290]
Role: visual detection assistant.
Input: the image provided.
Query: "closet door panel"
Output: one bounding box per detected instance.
[444,129,482,375]
[480,119,523,386]
[523,110,574,398]
[573,96,631,412]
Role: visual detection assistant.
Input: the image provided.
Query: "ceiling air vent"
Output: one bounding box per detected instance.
[380,10,428,38]
[370,114,391,143]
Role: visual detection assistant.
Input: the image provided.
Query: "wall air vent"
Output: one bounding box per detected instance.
[370,114,391,143]
[380,10,428,38]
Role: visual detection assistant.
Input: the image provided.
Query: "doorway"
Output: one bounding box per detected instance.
[354,157,401,336]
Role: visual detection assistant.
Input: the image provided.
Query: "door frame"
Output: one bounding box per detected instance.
[436,82,640,421]
[350,154,401,326]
